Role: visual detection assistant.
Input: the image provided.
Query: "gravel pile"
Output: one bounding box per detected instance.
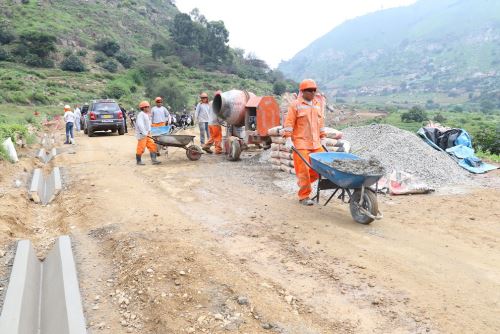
[342,124,471,188]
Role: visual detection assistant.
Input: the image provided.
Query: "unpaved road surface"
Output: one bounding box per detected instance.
[1,128,499,333]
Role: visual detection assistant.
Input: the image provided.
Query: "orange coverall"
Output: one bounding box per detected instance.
[284,97,326,200]
[151,122,165,127]
[205,125,223,154]
[136,136,157,155]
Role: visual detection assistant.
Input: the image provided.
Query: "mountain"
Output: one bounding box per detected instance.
[278,0,500,101]
[0,0,274,111]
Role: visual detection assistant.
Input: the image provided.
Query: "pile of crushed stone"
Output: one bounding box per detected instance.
[342,124,471,188]
[331,158,386,176]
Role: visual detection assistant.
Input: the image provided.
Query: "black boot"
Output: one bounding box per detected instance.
[150,153,161,165]
[136,154,145,165]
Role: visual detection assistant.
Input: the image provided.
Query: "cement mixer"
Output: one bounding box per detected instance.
[213,90,280,161]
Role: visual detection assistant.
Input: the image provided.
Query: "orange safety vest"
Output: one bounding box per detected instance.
[283,97,326,150]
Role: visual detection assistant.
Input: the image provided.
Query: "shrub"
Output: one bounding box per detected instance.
[433,113,447,123]
[0,47,9,61]
[102,59,118,73]
[272,81,287,95]
[17,31,56,58]
[63,50,72,57]
[30,91,50,104]
[94,38,120,57]
[473,125,499,155]
[103,82,127,99]
[401,106,427,123]
[23,54,54,68]
[146,78,188,112]
[77,49,87,57]
[115,51,134,68]
[94,52,107,63]
[0,21,16,44]
[60,54,86,72]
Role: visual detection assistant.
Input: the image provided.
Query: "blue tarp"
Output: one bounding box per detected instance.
[418,128,498,174]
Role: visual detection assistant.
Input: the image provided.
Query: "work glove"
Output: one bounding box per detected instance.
[284,137,293,151]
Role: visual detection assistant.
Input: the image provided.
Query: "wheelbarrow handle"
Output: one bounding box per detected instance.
[291,147,314,170]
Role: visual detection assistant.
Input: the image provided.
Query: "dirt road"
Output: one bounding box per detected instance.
[1,129,499,333]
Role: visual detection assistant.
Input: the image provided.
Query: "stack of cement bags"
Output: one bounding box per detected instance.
[267,126,351,174]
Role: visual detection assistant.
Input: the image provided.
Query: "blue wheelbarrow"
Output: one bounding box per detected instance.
[293,149,384,224]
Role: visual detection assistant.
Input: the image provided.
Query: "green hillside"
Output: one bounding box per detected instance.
[279,0,500,108]
[0,0,286,119]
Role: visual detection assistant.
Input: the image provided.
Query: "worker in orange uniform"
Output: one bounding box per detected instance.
[283,79,327,206]
[135,101,161,166]
[151,97,170,127]
[202,91,223,154]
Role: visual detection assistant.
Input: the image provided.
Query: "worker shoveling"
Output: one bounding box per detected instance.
[330,157,386,176]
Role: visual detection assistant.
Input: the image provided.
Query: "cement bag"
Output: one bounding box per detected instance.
[324,127,343,139]
[270,158,281,166]
[2,137,19,162]
[270,151,280,159]
[271,143,281,151]
[267,126,283,137]
[323,138,338,147]
[280,165,296,175]
[280,146,292,153]
[335,140,351,153]
[279,151,293,160]
[271,136,286,145]
[281,159,294,168]
[324,146,339,152]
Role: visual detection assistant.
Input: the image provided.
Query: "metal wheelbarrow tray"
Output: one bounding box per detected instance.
[151,133,203,161]
[294,150,384,224]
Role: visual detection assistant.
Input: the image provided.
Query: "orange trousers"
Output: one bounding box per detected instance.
[205,125,223,153]
[151,122,165,127]
[136,136,157,155]
[292,147,324,200]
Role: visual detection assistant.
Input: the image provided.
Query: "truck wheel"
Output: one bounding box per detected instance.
[88,127,95,137]
[118,127,125,135]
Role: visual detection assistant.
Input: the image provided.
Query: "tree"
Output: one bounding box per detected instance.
[151,42,172,60]
[473,125,499,155]
[480,100,495,114]
[94,38,120,57]
[146,78,188,112]
[14,31,56,67]
[60,54,86,72]
[401,106,427,123]
[102,59,118,73]
[171,13,199,47]
[0,21,16,44]
[273,81,287,95]
[433,113,447,124]
[115,51,134,68]
[103,82,127,99]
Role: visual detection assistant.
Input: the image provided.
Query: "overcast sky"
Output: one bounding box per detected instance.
[175,0,417,68]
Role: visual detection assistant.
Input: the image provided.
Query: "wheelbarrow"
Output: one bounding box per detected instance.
[293,149,384,224]
[150,126,203,161]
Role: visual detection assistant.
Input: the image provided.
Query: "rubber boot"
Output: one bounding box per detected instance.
[150,153,161,165]
[136,154,145,166]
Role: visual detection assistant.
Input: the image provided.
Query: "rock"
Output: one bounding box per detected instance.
[97,322,106,329]
[186,327,195,333]
[174,280,181,286]
[179,270,186,276]
[368,282,375,287]
[214,313,224,321]
[197,315,206,323]
[92,305,99,310]
[95,295,101,301]
[237,296,249,305]
[284,295,294,304]
[261,323,272,329]
[0,250,6,258]
[146,268,154,273]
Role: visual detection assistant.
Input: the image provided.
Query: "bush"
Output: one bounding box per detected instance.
[30,91,50,104]
[60,54,86,72]
[102,59,118,73]
[17,31,56,58]
[433,113,447,123]
[146,78,188,112]
[115,51,134,68]
[94,38,120,57]
[63,50,72,57]
[0,47,9,61]
[272,81,287,95]
[23,54,54,68]
[473,125,499,155]
[103,82,127,99]
[77,49,87,57]
[94,52,107,63]
[401,106,427,123]
[0,21,16,44]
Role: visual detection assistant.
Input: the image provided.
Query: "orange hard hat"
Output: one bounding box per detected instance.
[200,92,208,98]
[299,79,317,91]
[155,97,162,103]
[138,101,150,109]
[64,104,71,111]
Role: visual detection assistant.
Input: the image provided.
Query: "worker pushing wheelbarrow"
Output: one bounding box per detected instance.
[150,125,203,161]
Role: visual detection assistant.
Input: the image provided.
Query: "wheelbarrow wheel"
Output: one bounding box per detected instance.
[186,145,202,161]
[349,189,378,225]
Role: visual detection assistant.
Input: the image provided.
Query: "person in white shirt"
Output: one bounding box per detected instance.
[63,105,76,144]
[151,97,170,127]
[73,105,81,132]
[135,101,161,166]
[195,92,211,145]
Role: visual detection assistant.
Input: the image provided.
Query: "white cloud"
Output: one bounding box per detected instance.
[175,0,417,68]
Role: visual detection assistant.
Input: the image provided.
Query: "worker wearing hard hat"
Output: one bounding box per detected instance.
[195,92,211,145]
[284,79,327,206]
[135,101,161,165]
[202,91,223,154]
[63,105,76,145]
[151,97,171,127]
